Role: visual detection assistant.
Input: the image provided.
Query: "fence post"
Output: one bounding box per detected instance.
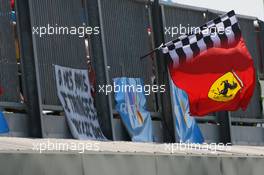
[16,0,42,137]
[85,0,115,140]
[217,111,231,144]
[151,0,175,142]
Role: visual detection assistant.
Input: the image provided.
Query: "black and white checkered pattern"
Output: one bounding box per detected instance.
[161,10,241,66]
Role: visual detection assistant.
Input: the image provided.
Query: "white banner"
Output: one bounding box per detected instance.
[55,65,106,140]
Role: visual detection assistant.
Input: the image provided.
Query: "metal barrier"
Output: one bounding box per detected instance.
[28,0,88,106]
[161,4,207,42]
[0,0,29,137]
[98,0,163,142]
[257,20,264,78]
[0,1,20,103]
[0,0,263,144]
[231,17,262,119]
[160,2,264,144]
[206,11,264,145]
[99,0,155,111]
[161,3,224,143]
[27,0,88,138]
[22,0,164,141]
[230,117,264,145]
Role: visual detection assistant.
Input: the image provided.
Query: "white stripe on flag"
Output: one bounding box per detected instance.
[169,50,179,66]
[210,34,221,47]
[226,26,235,45]
[183,45,193,61]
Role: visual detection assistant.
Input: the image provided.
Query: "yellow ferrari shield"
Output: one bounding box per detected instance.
[208,72,242,102]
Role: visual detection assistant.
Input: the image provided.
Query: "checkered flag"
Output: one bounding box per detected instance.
[161,10,241,66]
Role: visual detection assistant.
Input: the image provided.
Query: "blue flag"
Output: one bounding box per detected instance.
[0,112,9,133]
[114,77,153,142]
[170,78,204,143]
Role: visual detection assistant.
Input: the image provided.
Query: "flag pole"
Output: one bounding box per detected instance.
[140,43,163,60]
[150,0,175,142]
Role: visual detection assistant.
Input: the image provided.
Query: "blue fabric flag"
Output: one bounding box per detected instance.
[0,112,9,133]
[114,77,153,142]
[170,78,204,143]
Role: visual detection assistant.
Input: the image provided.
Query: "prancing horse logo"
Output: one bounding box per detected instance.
[208,72,243,102]
[218,80,238,97]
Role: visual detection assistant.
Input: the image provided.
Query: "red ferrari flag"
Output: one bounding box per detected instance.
[161,10,255,116]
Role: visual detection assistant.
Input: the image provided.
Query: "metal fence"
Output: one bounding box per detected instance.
[27,0,88,137]
[28,0,88,106]
[0,0,263,144]
[231,18,262,119]
[258,20,264,77]
[160,2,264,144]
[161,4,223,143]
[0,1,20,103]
[99,0,156,111]
[0,0,29,137]
[162,5,207,42]
[20,0,163,141]
[98,0,164,141]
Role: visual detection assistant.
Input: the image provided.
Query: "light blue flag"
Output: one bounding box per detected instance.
[114,77,153,142]
[170,78,204,143]
[0,112,9,133]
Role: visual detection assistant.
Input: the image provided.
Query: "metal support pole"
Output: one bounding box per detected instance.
[85,0,115,140]
[217,111,231,144]
[151,0,175,142]
[16,0,42,137]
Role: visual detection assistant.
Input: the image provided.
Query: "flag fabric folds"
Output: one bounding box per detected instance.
[114,77,153,142]
[169,76,204,143]
[162,10,256,116]
[0,112,9,133]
